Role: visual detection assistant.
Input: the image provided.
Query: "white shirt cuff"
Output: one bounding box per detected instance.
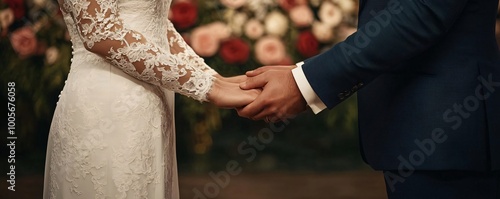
[292,62,327,114]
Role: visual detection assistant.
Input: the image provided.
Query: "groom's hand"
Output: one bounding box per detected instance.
[237,66,307,122]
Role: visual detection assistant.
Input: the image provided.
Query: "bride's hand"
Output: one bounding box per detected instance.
[214,74,248,84]
[207,76,260,109]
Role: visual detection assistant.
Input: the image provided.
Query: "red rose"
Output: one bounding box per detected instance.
[220,38,250,64]
[10,26,38,57]
[170,1,198,30]
[4,0,25,20]
[296,31,319,58]
[278,0,307,11]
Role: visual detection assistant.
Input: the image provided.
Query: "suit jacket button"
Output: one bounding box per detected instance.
[338,93,345,100]
[345,91,352,97]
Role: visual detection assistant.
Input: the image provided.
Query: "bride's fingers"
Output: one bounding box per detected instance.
[223,88,260,108]
[224,75,248,83]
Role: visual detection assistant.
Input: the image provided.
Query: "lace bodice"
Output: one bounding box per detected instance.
[44,1,203,198]
[59,0,215,101]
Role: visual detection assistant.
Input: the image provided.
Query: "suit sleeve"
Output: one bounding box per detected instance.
[302,0,469,108]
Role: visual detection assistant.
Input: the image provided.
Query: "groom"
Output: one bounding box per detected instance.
[238,0,500,198]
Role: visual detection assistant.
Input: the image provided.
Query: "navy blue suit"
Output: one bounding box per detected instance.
[301,0,500,197]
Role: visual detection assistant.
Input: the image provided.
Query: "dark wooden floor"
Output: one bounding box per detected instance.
[1,171,387,199]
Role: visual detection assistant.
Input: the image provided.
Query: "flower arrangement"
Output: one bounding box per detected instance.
[170,0,359,73]
[1,0,67,61]
[170,0,360,155]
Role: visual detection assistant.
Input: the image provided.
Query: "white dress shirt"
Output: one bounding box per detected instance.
[291,62,327,114]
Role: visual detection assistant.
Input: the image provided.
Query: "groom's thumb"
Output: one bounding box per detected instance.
[240,75,268,90]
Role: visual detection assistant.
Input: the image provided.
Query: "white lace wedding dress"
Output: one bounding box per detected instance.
[43,0,216,198]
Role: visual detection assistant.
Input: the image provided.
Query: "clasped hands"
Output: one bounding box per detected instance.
[208,65,308,123]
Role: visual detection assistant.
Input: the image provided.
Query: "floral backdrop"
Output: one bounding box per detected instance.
[169,0,360,160]
[1,0,499,172]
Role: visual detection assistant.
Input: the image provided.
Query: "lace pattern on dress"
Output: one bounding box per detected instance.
[61,0,215,102]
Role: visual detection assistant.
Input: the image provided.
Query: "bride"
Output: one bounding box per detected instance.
[43,0,258,198]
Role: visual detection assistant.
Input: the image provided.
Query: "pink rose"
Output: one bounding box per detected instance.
[190,26,219,57]
[244,19,264,39]
[220,0,247,9]
[289,5,314,28]
[278,0,307,12]
[206,22,231,41]
[255,36,287,65]
[10,27,38,57]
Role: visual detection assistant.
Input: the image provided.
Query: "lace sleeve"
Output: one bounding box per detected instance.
[61,0,215,102]
[165,20,217,75]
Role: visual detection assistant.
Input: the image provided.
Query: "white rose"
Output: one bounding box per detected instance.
[46,47,60,65]
[334,0,357,13]
[0,9,14,30]
[312,22,335,43]
[227,11,248,36]
[319,2,343,28]
[264,11,289,36]
[247,0,277,20]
